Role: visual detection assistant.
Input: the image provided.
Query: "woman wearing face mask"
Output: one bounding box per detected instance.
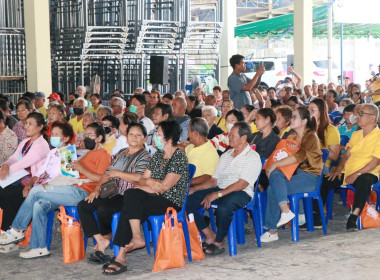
[0,123,111,258]
[68,98,87,134]
[102,120,189,275]
[0,112,50,244]
[0,122,73,254]
[102,115,120,155]
[338,104,358,138]
[210,109,244,155]
[309,98,340,169]
[78,122,152,263]
[335,98,354,128]
[45,103,76,144]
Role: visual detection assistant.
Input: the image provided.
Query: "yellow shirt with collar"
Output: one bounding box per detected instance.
[185,140,219,178]
[344,127,380,182]
[372,79,380,103]
[321,124,340,167]
[69,116,84,134]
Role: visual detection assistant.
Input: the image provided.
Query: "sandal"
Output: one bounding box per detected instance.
[102,260,128,276]
[204,244,225,255]
[102,257,116,269]
[88,251,112,264]
[202,242,211,251]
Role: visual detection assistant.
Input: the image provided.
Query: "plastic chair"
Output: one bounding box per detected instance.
[286,149,329,242]
[138,164,196,260]
[371,181,380,211]
[206,157,266,255]
[326,184,355,221]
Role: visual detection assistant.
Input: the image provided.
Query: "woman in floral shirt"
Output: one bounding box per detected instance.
[0,110,18,165]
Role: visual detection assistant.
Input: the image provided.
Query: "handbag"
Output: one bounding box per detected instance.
[99,178,118,199]
[183,214,205,260]
[360,203,380,229]
[263,139,300,180]
[57,206,85,263]
[152,207,185,272]
[99,148,145,199]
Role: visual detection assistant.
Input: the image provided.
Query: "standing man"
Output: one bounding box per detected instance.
[227,54,265,110]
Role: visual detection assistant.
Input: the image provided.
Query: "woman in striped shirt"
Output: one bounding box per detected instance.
[77,122,152,264]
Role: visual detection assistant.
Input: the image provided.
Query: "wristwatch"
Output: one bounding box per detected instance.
[217,191,223,198]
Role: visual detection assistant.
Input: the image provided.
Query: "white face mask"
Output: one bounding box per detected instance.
[349,114,357,124]
[226,123,234,133]
[338,106,344,114]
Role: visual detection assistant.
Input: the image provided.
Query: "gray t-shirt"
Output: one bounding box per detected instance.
[227,72,252,109]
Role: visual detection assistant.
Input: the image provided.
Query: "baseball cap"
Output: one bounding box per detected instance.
[35,91,46,98]
[48,92,61,101]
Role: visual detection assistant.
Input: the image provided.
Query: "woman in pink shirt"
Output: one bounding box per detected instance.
[0,112,50,232]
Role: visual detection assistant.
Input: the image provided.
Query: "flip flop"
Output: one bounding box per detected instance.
[88,251,111,264]
[204,244,225,255]
[102,260,128,276]
[202,242,211,251]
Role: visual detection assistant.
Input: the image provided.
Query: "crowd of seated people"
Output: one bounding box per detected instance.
[0,58,380,275]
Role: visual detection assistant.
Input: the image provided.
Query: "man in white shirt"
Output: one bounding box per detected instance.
[186,122,262,255]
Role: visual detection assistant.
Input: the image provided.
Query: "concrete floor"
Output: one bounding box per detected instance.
[1,196,380,280]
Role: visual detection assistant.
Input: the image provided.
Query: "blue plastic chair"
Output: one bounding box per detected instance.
[206,157,266,255]
[138,164,196,261]
[371,181,380,211]
[286,149,329,242]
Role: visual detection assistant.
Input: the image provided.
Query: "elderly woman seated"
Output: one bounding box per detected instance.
[102,120,189,275]
[0,123,111,258]
[77,122,152,263]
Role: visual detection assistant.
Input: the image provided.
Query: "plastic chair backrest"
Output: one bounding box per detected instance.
[178,164,196,216]
[251,157,266,206]
[322,149,329,163]
[340,135,350,147]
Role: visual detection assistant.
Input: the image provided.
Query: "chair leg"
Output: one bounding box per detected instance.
[142,221,151,255]
[46,210,55,250]
[180,218,192,262]
[340,189,347,206]
[235,208,245,245]
[289,197,300,242]
[111,212,120,257]
[227,211,238,256]
[317,197,327,235]
[303,197,314,232]
[256,191,267,236]
[326,189,335,221]
[244,209,248,224]
[148,216,165,257]
[251,209,261,248]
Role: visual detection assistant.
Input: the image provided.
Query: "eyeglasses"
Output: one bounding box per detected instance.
[357,111,375,117]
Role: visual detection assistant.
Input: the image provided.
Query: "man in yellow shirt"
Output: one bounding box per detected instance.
[320,104,380,230]
[69,98,87,134]
[35,92,47,118]
[185,117,219,187]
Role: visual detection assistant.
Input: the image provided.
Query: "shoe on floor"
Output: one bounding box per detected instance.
[19,248,50,259]
[277,211,295,228]
[346,214,358,231]
[299,214,306,226]
[260,231,279,243]
[0,228,25,245]
[0,243,19,253]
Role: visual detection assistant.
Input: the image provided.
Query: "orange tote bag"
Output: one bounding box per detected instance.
[19,223,32,246]
[183,214,204,260]
[263,139,300,180]
[360,203,380,229]
[0,208,3,231]
[152,207,185,272]
[57,206,85,264]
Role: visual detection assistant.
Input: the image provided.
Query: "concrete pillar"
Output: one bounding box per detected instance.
[24,0,52,95]
[220,0,237,90]
[294,0,313,86]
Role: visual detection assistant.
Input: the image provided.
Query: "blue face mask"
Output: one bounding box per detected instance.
[154,135,165,150]
[69,107,74,114]
[50,136,63,148]
[129,105,138,114]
